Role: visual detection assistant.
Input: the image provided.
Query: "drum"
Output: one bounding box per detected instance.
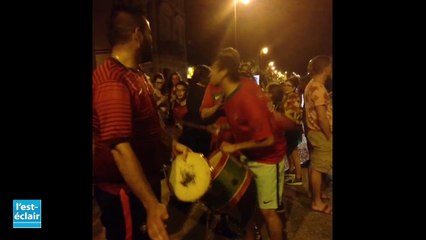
[168,152,211,202]
[201,150,253,212]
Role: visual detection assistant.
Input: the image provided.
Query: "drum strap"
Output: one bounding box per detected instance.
[276,163,281,207]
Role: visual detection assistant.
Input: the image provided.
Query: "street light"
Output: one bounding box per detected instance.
[259,47,269,70]
[259,46,268,87]
[234,0,250,49]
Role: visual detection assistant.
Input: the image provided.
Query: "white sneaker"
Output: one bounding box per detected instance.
[284,174,295,183]
[286,177,303,186]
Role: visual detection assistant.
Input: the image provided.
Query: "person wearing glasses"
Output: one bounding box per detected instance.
[152,73,169,123]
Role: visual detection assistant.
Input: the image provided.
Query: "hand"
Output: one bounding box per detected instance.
[154,89,161,97]
[172,139,192,161]
[220,142,239,154]
[214,102,224,111]
[267,101,275,112]
[160,106,168,113]
[207,124,221,136]
[175,122,183,130]
[146,202,170,240]
[216,93,225,103]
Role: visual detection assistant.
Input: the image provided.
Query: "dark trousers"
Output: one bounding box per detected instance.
[94,183,161,240]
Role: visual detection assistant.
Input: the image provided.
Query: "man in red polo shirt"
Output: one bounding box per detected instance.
[211,48,286,240]
[199,62,262,239]
[200,67,259,151]
[93,5,189,240]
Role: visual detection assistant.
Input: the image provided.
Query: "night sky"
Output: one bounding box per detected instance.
[185,0,332,75]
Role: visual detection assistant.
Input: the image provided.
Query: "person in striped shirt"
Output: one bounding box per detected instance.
[93,5,190,240]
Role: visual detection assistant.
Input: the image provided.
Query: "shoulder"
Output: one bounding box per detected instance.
[93,58,129,86]
[305,81,322,93]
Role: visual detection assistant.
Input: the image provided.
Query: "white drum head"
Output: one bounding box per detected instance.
[169,152,211,202]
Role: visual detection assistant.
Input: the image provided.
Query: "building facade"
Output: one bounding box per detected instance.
[93,0,188,81]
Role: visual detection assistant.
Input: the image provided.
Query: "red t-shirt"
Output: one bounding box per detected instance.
[209,116,234,151]
[93,58,171,193]
[200,84,224,110]
[224,78,286,164]
[200,78,258,110]
[200,78,260,151]
[173,102,188,122]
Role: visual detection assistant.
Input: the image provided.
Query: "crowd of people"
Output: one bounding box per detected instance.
[93,4,332,240]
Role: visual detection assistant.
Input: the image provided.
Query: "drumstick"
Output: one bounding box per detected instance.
[179,121,218,135]
[180,121,209,131]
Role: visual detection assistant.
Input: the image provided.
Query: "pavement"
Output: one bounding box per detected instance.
[93,167,332,240]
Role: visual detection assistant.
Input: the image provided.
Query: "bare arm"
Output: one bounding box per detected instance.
[111,142,169,240]
[111,142,159,207]
[315,105,332,140]
[273,112,299,131]
[200,103,222,119]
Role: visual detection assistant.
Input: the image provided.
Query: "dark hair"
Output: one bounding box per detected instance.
[214,47,240,82]
[298,74,311,94]
[169,72,182,83]
[215,57,240,82]
[175,81,188,89]
[267,83,284,111]
[285,77,300,89]
[153,73,165,82]
[107,5,147,46]
[175,81,188,98]
[152,73,166,93]
[307,55,332,75]
[192,65,211,85]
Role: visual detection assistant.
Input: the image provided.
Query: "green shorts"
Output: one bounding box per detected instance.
[247,158,285,209]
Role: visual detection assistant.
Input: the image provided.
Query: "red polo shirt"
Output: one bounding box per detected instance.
[172,102,188,123]
[93,58,171,193]
[224,79,286,164]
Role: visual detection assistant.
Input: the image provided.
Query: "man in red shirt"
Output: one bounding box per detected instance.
[211,47,286,240]
[93,5,189,240]
[200,69,259,151]
[199,63,262,239]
